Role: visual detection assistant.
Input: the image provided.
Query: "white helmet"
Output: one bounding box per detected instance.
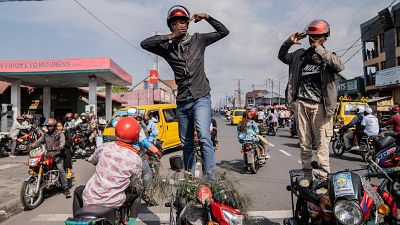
[365,107,373,114]
[127,108,138,117]
[356,106,365,114]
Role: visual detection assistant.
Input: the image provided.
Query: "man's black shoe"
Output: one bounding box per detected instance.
[64,189,71,198]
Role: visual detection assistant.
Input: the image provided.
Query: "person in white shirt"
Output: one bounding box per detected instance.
[257,109,265,123]
[352,107,379,150]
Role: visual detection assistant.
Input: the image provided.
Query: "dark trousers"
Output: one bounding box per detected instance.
[64,147,73,169]
[73,185,140,218]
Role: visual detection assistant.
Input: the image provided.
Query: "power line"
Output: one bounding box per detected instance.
[72,0,173,78]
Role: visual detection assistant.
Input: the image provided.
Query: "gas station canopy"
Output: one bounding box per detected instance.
[0,58,132,87]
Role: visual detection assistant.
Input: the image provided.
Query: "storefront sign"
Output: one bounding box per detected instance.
[376,66,400,86]
[149,70,159,84]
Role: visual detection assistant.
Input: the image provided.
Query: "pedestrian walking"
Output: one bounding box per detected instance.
[141,5,229,181]
[278,19,344,176]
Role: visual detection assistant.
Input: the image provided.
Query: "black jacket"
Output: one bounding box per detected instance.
[141,16,229,101]
[278,38,345,116]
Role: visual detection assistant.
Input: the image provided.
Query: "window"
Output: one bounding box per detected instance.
[234,110,244,116]
[380,34,385,53]
[163,108,178,123]
[381,61,386,70]
[344,104,366,115]
[148,110,160,123]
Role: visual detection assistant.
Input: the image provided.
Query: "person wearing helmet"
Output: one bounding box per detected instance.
[141,5,229,181]
[237,111,270,160]
[9,115,32,158]
[79,117,142,225]
[22,114,33,127]
[76,113,92,151]
[352,107,380,150]
[64,113,75,132]
[381,106,400,135]
[278,19,345,174]
[267,109,279,127]
[339,106,366,150]
[30,118,70,197]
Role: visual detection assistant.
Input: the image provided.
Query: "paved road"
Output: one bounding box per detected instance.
[0,115,367,225]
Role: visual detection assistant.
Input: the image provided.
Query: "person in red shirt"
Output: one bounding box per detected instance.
[381,106,400,133]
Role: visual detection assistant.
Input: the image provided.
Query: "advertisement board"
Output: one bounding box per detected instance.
[376,66,400,86]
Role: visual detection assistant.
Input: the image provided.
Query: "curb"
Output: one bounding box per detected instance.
[0,199,23,223]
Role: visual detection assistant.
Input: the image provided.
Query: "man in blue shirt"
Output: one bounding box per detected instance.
[144,115,159,144]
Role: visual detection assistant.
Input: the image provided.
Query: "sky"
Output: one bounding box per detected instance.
[0,0,392,107]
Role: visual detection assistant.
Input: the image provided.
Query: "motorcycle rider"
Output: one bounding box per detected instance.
[257,108,265,124]
[339,106,365,150]
[71,113,82,129]
[64,113,75,132]
[141,5,229,181]
[76,113,92,151]
[237,111,269,159]
[352,107,380,150]
[79,117,142,225]
[87,113,98,147]
[9,116,32,158]
[278,19,344,175]
[57,121,74,180]
[267,110,279,127]
[381,106,400,136]
[30,118,70,197]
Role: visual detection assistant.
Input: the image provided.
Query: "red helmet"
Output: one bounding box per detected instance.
[44,118,57,127]
[17,116,24,121]
[249,111,257,119]
[305,19,330,37]
[66,113,73,119]
[167,5,190,28]
[115,117,140,144]
[392,106,400,113]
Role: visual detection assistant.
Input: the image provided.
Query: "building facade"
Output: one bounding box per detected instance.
[361,3,400,104]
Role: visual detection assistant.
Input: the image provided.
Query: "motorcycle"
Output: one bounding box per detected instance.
[0,127,41,157]
[283,161,398,225]
[241,142,265,174]
[267,122,278,136]
[20,146,61,209]
[71,130,94,159]
[332,128,379,161]
[166,155,244,225]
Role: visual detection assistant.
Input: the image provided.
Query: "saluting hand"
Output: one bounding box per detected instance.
[190,13,209,23]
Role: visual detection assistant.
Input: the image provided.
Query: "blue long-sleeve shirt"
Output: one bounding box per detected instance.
[344,114,364,130]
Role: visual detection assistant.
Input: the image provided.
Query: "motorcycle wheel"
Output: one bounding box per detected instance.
[0,145,9,157]
[387,180,400,200]
[20,178,44,210]
[271,129,276,136]
[294,198,309,225]
[332,140,344,156]
[249,162,257,174]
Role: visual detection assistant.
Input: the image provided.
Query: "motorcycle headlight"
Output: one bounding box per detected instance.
[222,209,243,225]
[28,158,40,167]
[333,200,363,225]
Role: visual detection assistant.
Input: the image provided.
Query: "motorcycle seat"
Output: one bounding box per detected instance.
[75,205,116,223]
[375,136,396,152]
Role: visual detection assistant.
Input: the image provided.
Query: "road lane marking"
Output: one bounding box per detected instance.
[0,163,20,170]
[279,149,292,156]
[297,161,302,164]
[31,210,294,222]
[269,143,275,147]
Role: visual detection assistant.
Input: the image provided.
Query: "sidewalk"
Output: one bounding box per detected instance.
[0,155,28,222]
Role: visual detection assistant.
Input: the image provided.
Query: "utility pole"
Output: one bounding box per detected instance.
[271,80,274,106]
[278,80,281,105]
[252,84,255,91]
[234,79,244,108]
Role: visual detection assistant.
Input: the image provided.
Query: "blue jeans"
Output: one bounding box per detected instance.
[177,95,216,181]
[141,155,153,190]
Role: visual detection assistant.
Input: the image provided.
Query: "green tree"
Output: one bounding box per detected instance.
[98,86,130,93]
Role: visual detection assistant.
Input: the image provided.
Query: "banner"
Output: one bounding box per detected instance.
[149,69,159,84]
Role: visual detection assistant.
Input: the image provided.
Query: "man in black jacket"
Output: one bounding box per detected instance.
[278,20,344,176]
[141,5,229,181]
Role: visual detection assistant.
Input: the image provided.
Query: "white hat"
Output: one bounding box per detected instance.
[365,107,373,114]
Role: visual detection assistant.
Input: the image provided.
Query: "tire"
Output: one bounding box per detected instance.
[332,140,344,156]
[0,145,9,157]
[20,178,44,210]
[271,129,276,136]
[387,180,400,199]
[249,162,257,174]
